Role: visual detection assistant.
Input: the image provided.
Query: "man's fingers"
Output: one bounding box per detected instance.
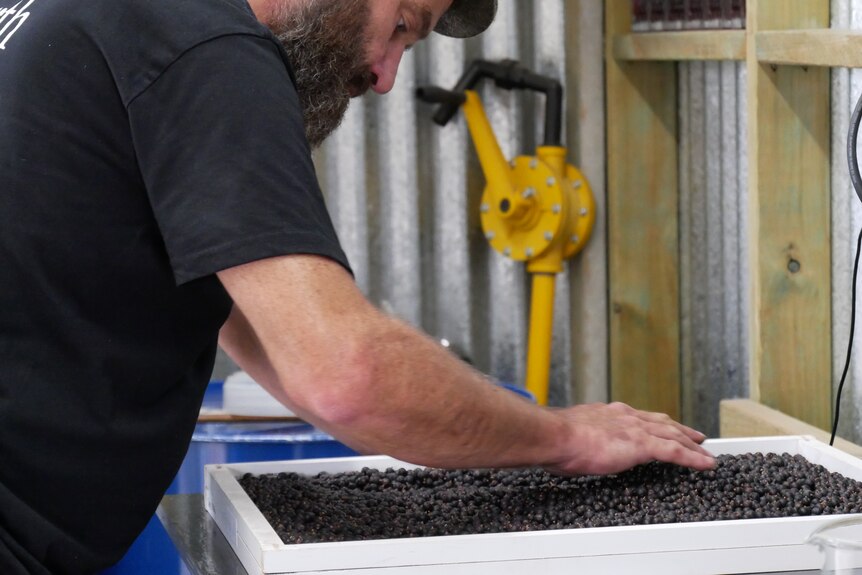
[647,435,717,470]
[607,402,709,446]
[560,401,716,475]
[642,420,714,459]
[624,416,716,469]
[621,404,708,444]
[615,404,706,453]
[646,422,715,469]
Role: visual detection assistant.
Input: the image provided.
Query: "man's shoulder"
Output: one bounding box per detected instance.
[63,0,276,106]
[9,0,265,36]
[76,0,269,46]
[4,0,272,68]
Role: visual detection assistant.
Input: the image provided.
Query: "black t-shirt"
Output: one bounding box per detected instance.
[0,0,349,572]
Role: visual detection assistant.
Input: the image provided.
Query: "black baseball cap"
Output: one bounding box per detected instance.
[435,0,497,38]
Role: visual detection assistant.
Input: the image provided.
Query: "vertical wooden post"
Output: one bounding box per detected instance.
[746,2,831,428]
[605,3,680,418]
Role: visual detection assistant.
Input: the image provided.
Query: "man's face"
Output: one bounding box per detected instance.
[268,0,452,148]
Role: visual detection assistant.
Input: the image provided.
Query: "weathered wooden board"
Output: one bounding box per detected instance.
[614,30,746,62]
[756,29,862,68]
[746,1,831,428]
[720,399,862,458]
[605,3,680,418]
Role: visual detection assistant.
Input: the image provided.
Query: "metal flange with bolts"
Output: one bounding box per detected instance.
[418,60,596,405]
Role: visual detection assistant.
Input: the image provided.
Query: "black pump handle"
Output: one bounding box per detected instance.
[415,86,467,108]
[416,59,563,147]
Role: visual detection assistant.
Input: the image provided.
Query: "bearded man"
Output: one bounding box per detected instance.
[0,0,714,573]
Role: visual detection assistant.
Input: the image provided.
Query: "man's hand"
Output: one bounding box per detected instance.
[544,402,716,476]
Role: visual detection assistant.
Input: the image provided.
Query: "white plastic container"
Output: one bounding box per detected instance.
[222,371,294,418]
[807,516,862,573]
[204,436,862,574]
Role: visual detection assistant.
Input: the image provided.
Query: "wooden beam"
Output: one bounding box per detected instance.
[756,29,862,68]
[605,4,680,418]
[613,29,862,68]
[720,399,862,458]
[746,1,832,428]
[614,31,746,62]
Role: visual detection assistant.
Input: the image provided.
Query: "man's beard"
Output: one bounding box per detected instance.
[269,0,374,148]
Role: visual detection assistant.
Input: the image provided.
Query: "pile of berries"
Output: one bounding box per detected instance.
[239,452,862,544]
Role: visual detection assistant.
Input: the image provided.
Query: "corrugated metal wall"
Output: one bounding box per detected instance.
[831,0,862,443]
[678,61,749,436]
[313,1,605,406]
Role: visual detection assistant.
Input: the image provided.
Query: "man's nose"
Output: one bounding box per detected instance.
[369,45,405,94]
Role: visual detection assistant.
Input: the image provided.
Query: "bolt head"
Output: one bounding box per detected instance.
[580,207,589,216]
[546,177,556,187]
[485,231,495,240]
[481,203,490,213]
[570,235,579,243]
[544,231,553,241]
[573,180,583,189]
[525,248,534,257]
[522,187,536,199]
[503,247,512,256]
[529,159,538,169]
[552,204,561,214]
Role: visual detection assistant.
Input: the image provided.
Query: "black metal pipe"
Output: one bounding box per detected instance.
[418,59,563,147]
[415,86,467,108]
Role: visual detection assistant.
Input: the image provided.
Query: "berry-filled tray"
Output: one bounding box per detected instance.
[204,436,862,574]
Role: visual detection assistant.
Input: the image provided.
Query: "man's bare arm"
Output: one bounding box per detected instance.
[217,254,715,474]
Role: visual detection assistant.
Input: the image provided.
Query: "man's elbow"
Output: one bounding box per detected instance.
[286,338,380,428]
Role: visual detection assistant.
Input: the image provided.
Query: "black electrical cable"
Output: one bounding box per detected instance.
[830,90,862,446]
[831,227,862,445]
[849,87,862,205]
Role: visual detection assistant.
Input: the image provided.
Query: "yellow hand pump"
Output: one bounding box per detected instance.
[418,60,595,405]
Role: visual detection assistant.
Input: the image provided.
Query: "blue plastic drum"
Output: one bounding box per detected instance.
[100,383,357,575]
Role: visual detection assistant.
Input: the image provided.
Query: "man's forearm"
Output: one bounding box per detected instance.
[221,304,570,469]
[310,314,572,469]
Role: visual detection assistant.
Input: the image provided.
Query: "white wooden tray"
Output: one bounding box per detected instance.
[204,436,862,574]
